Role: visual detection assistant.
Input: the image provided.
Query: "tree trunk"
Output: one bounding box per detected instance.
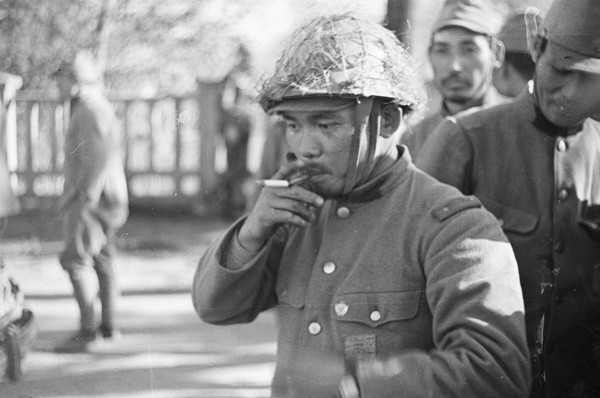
[95,0,118,76]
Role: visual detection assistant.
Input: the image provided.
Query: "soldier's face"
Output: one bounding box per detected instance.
[281,105,356,198]
[534,44,600,128]
[429,27,496,103]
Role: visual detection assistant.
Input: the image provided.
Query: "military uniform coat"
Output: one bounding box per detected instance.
[193,150,530,397]
[60,87,128,269]
[417,91,600,397]
[400,87,506,160]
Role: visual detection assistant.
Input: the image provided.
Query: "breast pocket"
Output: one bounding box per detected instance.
[332,290,430,352]
[478,195,538,235]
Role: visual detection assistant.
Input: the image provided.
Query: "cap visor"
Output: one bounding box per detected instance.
[548,42,600,75]
[434,20,492,36]
[267,97,357,114]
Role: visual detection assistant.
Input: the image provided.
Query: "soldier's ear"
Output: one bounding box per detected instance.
[493,40,505,69]
[380,104,401,138]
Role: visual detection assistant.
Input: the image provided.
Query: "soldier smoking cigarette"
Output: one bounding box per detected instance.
[256,174,308,187]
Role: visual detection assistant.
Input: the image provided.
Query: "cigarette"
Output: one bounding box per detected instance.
[257,179,290,187]
[257,175,308,188]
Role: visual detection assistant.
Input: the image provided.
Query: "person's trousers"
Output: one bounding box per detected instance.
[65,243,118,334]
[60,201,127,334]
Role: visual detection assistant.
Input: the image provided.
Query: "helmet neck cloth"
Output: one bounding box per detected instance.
[342,97,381,196]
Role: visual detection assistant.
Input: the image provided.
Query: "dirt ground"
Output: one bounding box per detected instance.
[1,207,231,298]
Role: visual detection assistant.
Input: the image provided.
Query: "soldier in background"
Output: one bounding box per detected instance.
[54,50,129,353]
[400,0,506,160]
[417,1,600,395]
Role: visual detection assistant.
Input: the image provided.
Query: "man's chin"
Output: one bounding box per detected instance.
[308,180,344,198]
[442,91,474,104]
[541,104,586,129]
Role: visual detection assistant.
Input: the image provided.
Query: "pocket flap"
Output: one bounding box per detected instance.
[334,290,422,327]
[478,196,538,234]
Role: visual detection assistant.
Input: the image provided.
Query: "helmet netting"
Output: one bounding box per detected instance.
[259,14,425,113]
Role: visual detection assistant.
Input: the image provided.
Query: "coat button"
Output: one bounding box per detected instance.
[337,206,350,219]
[308,322,322,335]
[497,218,505,227]
[335,302,349,317]
[558,189,569,201]
[370,310,382,322]
[323,261,336,274]
[556,139,567,152]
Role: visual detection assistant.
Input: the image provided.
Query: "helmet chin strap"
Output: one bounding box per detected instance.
[342,97,380,196]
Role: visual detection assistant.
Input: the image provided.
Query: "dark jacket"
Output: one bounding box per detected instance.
[401,87,507,160]
[417,91,600,397]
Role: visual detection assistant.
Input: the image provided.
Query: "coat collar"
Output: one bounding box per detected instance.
[337,146,412,204]
[522,90,584,137]
[440,86,507,117]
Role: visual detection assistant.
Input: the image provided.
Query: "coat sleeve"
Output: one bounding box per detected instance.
[192,217,283,325]
[415,118,473,195]
[356,204,531,397]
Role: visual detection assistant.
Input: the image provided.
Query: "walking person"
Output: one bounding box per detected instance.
[54,50,129,353]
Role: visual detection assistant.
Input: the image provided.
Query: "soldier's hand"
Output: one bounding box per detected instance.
[238,161,324,252]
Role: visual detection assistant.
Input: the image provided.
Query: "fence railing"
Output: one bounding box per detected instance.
[5,82,226,212]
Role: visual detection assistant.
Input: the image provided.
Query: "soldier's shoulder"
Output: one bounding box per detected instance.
[431,194,482,222]
[452,98,519,131]
[409,171,484,222]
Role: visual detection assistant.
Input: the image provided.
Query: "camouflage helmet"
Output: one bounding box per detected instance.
[258,14,425,114]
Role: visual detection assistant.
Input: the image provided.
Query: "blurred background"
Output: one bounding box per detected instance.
[0,0,552,217]
[0,1,552,397]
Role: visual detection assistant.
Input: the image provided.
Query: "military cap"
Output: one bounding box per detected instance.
[432,0,502,37]
[500,12,541,54]
[539,0,600,74]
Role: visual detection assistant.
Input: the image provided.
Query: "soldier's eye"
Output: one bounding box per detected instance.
[286,122,300,132]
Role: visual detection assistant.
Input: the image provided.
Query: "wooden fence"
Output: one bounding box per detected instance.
[4,82,229,213]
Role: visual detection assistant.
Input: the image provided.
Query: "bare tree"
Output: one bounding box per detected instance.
[94,0,119,74]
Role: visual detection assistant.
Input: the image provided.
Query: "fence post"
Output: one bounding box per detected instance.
[195,80,222,214]
[0,72,23,216]
[1,74,23,199]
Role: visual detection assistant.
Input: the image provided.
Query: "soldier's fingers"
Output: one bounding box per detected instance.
[279,197,318,221]
[273,186,324,208]
[270,207,313,228]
